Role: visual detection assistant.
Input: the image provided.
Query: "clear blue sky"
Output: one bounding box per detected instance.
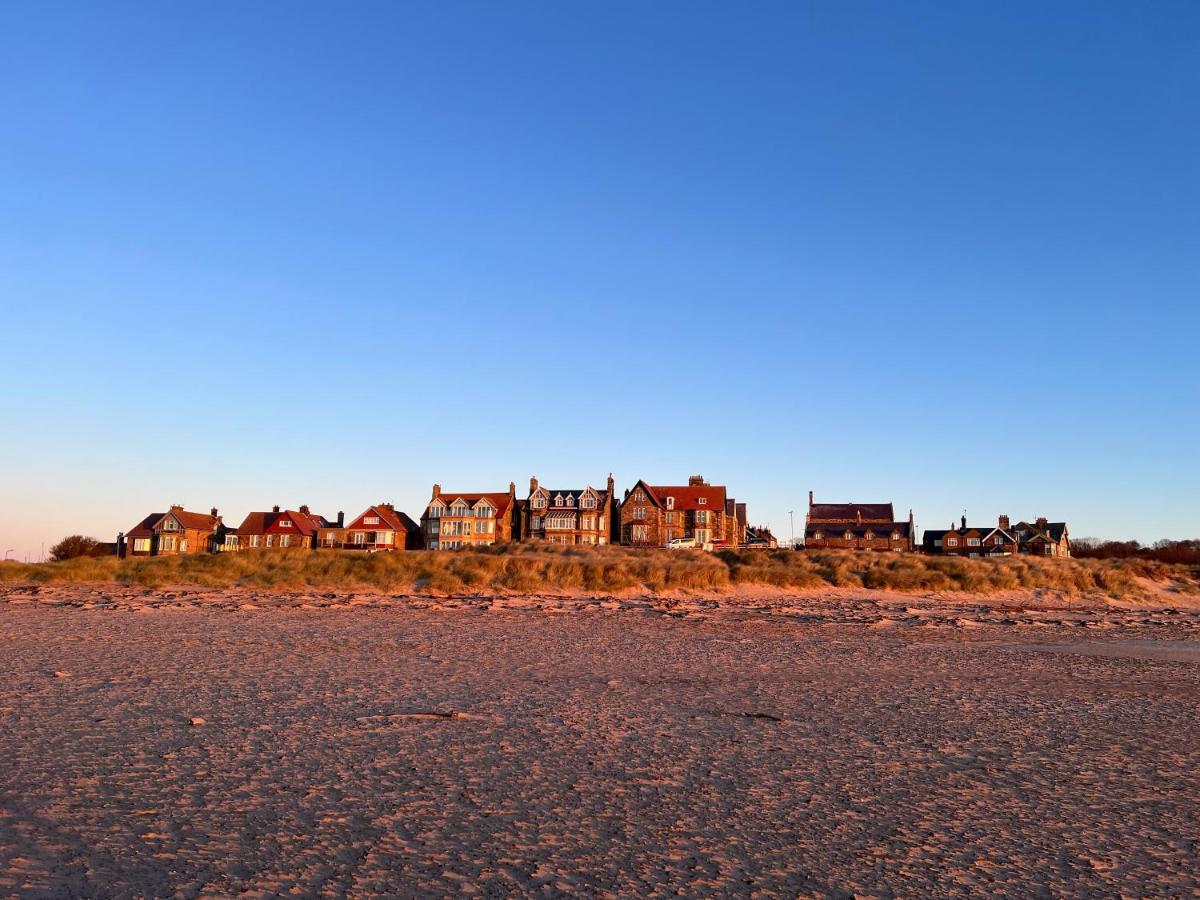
[1,1,1197,559]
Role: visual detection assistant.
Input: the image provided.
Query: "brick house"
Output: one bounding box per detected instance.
[522,475,618,545]
[124,505,228,557]
[620,475,733,548]
[421,483,518,550]
[803,493,915,552]
[924,515,1070,558]
[235,505,339,550]
[334,504,423,551]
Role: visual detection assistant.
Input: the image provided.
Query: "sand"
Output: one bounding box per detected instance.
[1,585,1199,897]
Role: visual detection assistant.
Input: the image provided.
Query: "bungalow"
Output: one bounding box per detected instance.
[124,505,228,557]
[522,475,617,545]
[620,475,733,548]
[923,514,1070,558]
[235,505,338,550]
[340,504,423,551]
[421,483,518,550]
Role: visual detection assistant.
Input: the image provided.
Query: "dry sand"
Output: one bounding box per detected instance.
[1,584,1199,897]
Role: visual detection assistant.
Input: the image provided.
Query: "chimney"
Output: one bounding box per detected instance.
[961,514,967,530]
[529,475,538,493]
[272,505,280,513]
[999,514,1010,531]
[688,475,705,486]
[432,483,441,497]
[607,473,614,495]
[170,504,183,512]
[856,509,862,525]
[210,507,218,518]
[1036,517,1048,531]
[117,532,126,559]
[337,510,345,527]
[809,490,814,507]
[509,481,516,495]
[299,504,309,515]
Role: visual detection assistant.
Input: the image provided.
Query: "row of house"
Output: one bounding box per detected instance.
[121,475,773,557]
[802,494,1071,557]
[120,482,1069,559]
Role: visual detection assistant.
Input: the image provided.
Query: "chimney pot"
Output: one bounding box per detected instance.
[432,483,441,497]
[272,505,280,513]
[299,504,309,515]
[961,514,967,529]
[337,510,345,527]
[809,490,814,507]
[210,507,218,518]
[530,475,538,493]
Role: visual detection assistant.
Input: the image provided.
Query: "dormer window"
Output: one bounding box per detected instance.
[947,537,958,547]
[892,532,900,540]
[864,531,874,540]
[813,532,823,540]
[697,498,706,505]
[533,496,547,509]
[364,516,379,525]
[280,519,292,528]
[666,497,674,509]
[566,495,574,507]
[844,530,854,540]
[581,496,595,508]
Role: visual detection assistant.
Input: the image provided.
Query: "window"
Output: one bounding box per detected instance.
[665,529,675,542]
[581,496,595,509]
[697,498,707,505]
[250,535,260,548]
[633,507,646,520]
[353,532,365,545]
[428,521,440,534]
[634,490,645,501]
[813,532,823,541]
[533,497,547,508]
[844,531,853,541]
[475,505,493,518]
[162,518,177,531]
[364,516,379,525]
[265,535,274,548]
[428,540,439,550]
[428,506,442,518]
[566,495,574,507]
[695,529,711,543]
[161,537,175,551]
[133,538,150,552]
[555,495,564,507]
[892,532,900,540]
[531,516,543,530]
[280,535,290,548]
[180,540,188,553]
[279,519,292,528]
[581,516,594,530]
[631,525,646,543]
[947,537,958,547]
[598,517,605,531]
[864,531,874,540]
[933,538,942,547]
[666,496,675,509]
[451,502,469,516]
[664,511,676,524]
[696,510,709,525]
[968,538,981,547]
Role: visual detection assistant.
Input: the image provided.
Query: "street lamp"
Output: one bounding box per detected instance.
[4,550,13,560]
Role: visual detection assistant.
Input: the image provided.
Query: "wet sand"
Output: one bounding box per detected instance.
[2,586,1199,896]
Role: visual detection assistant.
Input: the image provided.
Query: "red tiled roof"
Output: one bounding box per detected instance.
[347,505,419,533]
[127,513,163,538]
[171,509,221,531]
[237,509,328,538]
[647,484,727,512]
[432,491,513,516]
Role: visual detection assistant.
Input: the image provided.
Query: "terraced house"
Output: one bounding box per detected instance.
[124,505,228,557]
[421,483,518,550]
[803,493,915,552]
[522,475,617,544]
[620,476,734,548]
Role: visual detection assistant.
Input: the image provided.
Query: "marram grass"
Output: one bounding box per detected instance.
[2,544,1197,600]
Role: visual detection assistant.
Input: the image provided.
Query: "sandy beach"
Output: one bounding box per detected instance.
[2,585,1198,896]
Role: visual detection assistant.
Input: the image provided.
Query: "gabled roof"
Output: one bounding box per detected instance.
[808,502,895,522]
[238,509,329,538]
[169,508,222,532]
[348,505,420,533]
[432,491,513,516]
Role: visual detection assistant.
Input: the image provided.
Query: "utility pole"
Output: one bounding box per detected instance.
[789,510,795,550]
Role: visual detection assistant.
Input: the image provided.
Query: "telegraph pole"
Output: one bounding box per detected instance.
[789,510,794,549]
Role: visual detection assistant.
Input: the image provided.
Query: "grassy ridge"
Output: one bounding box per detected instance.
[2,544,1198,599]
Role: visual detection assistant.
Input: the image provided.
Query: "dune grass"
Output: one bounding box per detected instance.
[3,544,1198,600]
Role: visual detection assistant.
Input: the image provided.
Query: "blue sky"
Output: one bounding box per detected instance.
[1,1,1197,559]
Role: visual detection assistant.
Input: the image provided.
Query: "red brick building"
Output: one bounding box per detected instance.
[124,505,227,557]
[235,505,339,550]
[620,476,735,548]
[923,514,1070,558]
[421,483,518,550]
[331,504,423,551]
[803,493,915,552]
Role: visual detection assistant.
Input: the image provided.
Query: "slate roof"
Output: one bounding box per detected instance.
[808,502,895,523]
[806,522,912,538]
[432,492,514,516]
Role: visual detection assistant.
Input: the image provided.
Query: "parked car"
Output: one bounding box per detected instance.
[666,538,697,550]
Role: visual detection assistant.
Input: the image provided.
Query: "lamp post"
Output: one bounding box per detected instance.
[4,550,13,560]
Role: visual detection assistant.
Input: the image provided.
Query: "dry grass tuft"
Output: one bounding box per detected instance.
[1,545,1196,600]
